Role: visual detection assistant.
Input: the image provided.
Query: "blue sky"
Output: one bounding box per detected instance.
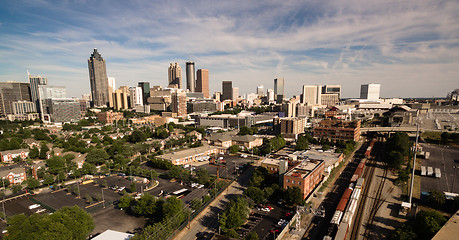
[1,0,458,98]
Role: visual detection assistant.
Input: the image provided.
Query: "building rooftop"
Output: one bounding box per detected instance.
[432,210,459,240]
[92,230,133,240]
[285,159,323,178]
[159,145,221,161]
[293,149,343,168]
[261,158,281,166]
[317,119,360,128]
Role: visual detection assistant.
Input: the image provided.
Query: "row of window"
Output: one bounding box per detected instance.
[285,178,302,185]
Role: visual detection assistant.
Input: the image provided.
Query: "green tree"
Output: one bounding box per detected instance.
[190,198,202,211]
[415,211,447,240]
[46,156,67,174]
[26,178,40,189]
[85,149,109,165]
[295,135,309,151]
[195,168,210,185]
[11,184,22,194]
[118,193,134,209]
[391,222,416,240]
[39,144,49,159]
[163,196,185,220]
[29,146,39,159]
[228,145,239,154]
[245,232,260,240]
[244,186,266,204]
[285,187,303,205]
[428,191,446,209]
[133,194,160,216]
[43,173,55,186]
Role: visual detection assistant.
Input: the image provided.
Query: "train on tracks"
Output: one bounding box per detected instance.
[323,139,375,240]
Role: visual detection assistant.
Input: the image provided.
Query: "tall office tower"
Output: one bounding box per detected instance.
[44,99,81,123]
[274,78,284,103]
[322,85,341,99]
[214,92,221,102]
[267,89,275,103]
[301,85,322,105]
[196,69,209,98]
[88,49,110,107]
[360,83,380,100]
[107,77,116,108]
[112,86,130,110]
[129,87,143,107]
[168,62,182,89]
[257,85,264,96]
[28,74,48,114]
[0,82,32,116]
[138,82,150,104]
[186,61,195,92]
[171,90,187,118]
[222,81,233,100]
[232,87,239,101]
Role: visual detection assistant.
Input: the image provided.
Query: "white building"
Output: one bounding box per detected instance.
[267,89,275,103]
[360,83,380,100]
[129,86,143,107]
[302,85,322,105]
[257,85,264,96]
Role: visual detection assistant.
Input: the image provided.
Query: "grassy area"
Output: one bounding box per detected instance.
[401,158,422,201]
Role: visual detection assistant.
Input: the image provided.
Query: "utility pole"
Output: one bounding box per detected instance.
[102,188,105,208]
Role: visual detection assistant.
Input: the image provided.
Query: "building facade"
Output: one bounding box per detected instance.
[196,69,209,98]
[88,49,110,107]
[283,159,324,199]
[278,117,306,138]
[97,110,124,124]
[29,74,47,114]
[360,83,380,100]
[313,119,361,142]
[302,85,322,105]
[257,85,264,96]
[171,90,187,118]
[186,61,195,92]
[44,99,81,123]
[0,149,29,163]
[222,81,233,101]
[12,101,36,115]
[274,78,285,103]
[138,82,150,105]
[0,167,27,184]
[113,86,130,110]
[129,87,143,107]
[322,85,341,98]
[0,82,32,116]
[168,62,182,89]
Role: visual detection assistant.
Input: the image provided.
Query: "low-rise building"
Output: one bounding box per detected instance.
[158,145,225,165]
[275,117,306,138]
[0,148,29,163]
[313,119,361,142]
[97,111,124,124]
[293,149,344,173]
[261,158,289,175]
[0,167,27,184]
[283,159,324,199]
[205,133,263,149]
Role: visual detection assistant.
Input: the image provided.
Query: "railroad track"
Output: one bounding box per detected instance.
[349,142,384,240]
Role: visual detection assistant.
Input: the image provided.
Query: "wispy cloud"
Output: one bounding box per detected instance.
[0,0,458,98]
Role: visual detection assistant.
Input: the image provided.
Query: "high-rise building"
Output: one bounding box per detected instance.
[88,49,110,107]
[38,85,67,116]
[257,85,264,96]
[112,86,130,110]
[28,74,47,114]
[360,83,380,100]
[222,81,233,100]
[232,87,239,101]
[274,78,284,103]
[138,82,150,105]
[301,85,322,105]
[44,99,81,123]
[129,87,143,107]
[322,85,341,99]
[267,89,275,103]
[12,101,36,115]
[196,69,209,98]
[186,61,195,92]
[168,63,182,89]
[108,77,116,107]
[0,82,32,116]
[171,90,187,118]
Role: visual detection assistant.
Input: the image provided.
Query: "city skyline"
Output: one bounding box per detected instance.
[0,1,458,98]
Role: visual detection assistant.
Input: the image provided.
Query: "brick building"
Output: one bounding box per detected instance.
[313,119,361,142]
[97,110,124,124]
[283,159,324,199]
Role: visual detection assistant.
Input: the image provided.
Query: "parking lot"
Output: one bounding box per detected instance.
[420,143,459,194]
[192,155,254,179]
[419,112,459,131]
[250,204,293,240]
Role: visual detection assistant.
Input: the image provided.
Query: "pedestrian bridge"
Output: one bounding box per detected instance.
[360,126,419,133]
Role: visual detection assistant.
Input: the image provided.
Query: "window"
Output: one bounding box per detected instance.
[292,180,295,184]
[286,179,290,183]
[298,182,301,185]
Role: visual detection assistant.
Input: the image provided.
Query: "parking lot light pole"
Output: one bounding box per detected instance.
[102,188,105,208]
[409,121,419,206]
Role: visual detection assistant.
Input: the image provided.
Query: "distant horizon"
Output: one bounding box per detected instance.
[1,1,458,99]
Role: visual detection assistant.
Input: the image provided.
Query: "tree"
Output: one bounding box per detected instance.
[285,187,303,205]
[163,196,185,220]
[415,211,447,240]
[11,184,21,194]
[43,173,55,186]
[29,146,39,159]
[128,130,147,143]
[130,182,137,193]
[428,191,446,209]
[195,168,210,185]
[26,178,40,189]
[219,197,250,236]
[133,194,160,216]
[295,135,309,151]
[39,144,49,159]
[244,186,266,204]
[85,149,109,165]
[245,232,260,240]
[46,156,67,174]
[118,193,134,209]
[229,145,239,154]
[386,151,404,170]
[190,198,202,211]
[391,222,416,240]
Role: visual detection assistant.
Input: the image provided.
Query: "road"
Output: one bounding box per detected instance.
[172,166,254,240]
[420,143,459,194]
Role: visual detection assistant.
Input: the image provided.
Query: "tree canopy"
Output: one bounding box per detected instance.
[5,205,94,240]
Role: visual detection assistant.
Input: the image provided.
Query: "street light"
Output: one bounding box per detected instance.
[409,120,420,206]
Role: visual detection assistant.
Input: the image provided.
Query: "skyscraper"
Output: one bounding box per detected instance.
[168,62,182,89]
[301,85,322,105]
[322,85,341,99]
[257,85,264,96]
[196,69,209,98]
[138,82,150,105]
[107,77,116,108]
[171,90,187,118]
[186,61,195,92]
[0,82,32,116]
[360,83,380,100]
[274,78,284,103]
[222,81,233,100]
[129,87,143,107]
[28,73,47,114]
[88,49,110,107]
[232,87,239,101]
